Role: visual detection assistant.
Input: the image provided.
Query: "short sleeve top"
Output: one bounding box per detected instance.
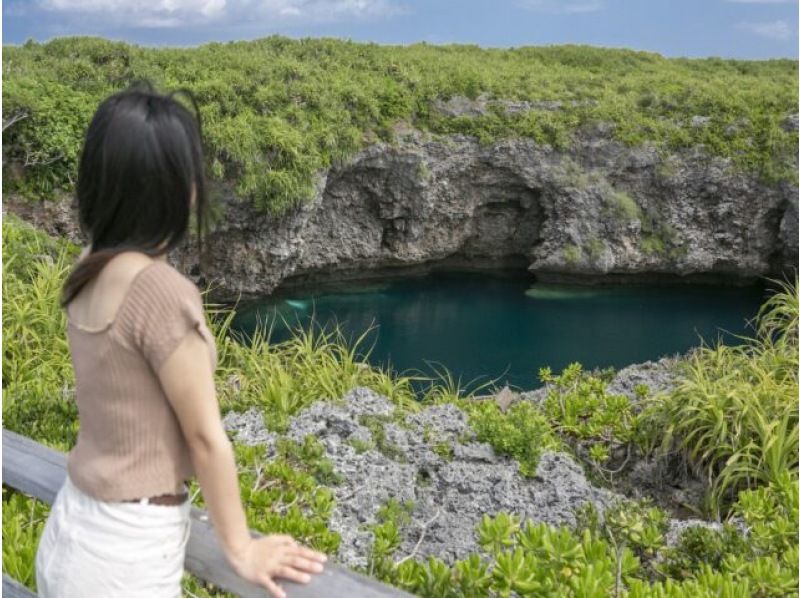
[115,261,218,372]
[65,260,217,501]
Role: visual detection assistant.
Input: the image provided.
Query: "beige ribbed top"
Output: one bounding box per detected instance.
[66,260,217,501]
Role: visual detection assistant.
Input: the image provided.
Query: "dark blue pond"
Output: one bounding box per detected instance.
[230,272,767,392]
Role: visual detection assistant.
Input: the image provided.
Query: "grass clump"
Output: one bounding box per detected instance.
[643,278,798,517]
[639,212,685,259]
[276,435,344,486]
[4,38,797,211]
[431,441,455,461]
[1,489,49,589]
[606,189,642,222]
[563,244,582,266]
[213,317,422,432]
[2,215,80,451]
[640,234,666,256]
[358,413,408,462]
[348,437,376,454]
[585,237,606,262]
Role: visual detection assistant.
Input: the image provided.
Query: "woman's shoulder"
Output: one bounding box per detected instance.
[134,260,196,292]
[104,253,197,297]
[96,251,160,287]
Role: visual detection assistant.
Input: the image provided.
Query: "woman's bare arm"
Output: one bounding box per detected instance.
[158,329,327,598]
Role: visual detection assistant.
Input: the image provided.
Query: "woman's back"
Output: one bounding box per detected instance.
[66,252,154,332]
[37,84,326,598]
[65,254,217,502]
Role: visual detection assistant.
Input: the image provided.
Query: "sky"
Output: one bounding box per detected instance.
[2,0,798,59]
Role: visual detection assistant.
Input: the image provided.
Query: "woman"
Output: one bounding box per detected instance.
[34,82,327,598]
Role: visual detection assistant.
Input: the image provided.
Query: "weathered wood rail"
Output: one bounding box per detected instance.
[2,574,35,598]
[2,429,413,597]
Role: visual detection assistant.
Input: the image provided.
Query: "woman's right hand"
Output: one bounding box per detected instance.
[228,534,328,598]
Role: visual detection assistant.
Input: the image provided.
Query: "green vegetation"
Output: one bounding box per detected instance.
[358,413,408,462]
[0,215,419,596]
[643,278,799,517]
[348,437,376,454]
[563,244,583,266]
[540,364,644,473]
[368,478,797,597]
[3,215,797,596]
[585,237,607,262]
[276,435,344,486]
[2,489,49,589]
[215,442,339,552]
[431,441,455,461]
[641,234,667,256]
[367,498,416,579]
[639,212,685,259]
[557,157,604,189]
[464,400,559,477]
[606,189,642,222]
[2,215,80,451]
[3,37,797,212]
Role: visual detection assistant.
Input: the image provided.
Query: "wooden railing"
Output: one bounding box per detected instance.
[2,429,413,597]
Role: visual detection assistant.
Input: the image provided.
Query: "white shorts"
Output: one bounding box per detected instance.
[35,474,191,598]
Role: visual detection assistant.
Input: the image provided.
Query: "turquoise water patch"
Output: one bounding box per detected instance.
[231,272,766,391]
[284,299,309,310]
[524,285,606,300]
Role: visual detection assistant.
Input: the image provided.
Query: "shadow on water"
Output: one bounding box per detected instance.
[229,271,769,394]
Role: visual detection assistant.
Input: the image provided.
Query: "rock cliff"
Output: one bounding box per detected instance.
[7,126,797,300]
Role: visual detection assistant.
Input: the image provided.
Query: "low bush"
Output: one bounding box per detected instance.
[367,478,797,597]
[4,38,797,212]
[463,399,560,476]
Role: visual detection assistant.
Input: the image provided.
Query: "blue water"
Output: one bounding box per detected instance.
[230,272,767,391]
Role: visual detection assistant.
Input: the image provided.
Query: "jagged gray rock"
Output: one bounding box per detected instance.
[177,128,795,300]
[605,355,681,406]
[222,407,277,452]
[228,386,621,568]
[9,127,796,301]
[222,384,730,570]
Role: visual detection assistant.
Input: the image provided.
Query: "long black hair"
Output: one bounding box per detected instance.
[61,81,207,307]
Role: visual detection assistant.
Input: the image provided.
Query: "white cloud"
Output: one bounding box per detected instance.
[39,0,403,27]
[42,0,226,26]
[518,0,605,14]
[253,0,404,21]
[738,19,793,40]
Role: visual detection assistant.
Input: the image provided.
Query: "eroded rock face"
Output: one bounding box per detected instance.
[223,385,721,570]
[190,131,797,300]
[7,128,797,300]
[224,387,619,569]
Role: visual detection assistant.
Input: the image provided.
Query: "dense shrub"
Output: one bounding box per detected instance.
[3,38,797,212]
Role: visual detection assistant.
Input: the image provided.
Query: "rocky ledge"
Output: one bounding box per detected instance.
[223,358,713,570]
[7,126,797,301]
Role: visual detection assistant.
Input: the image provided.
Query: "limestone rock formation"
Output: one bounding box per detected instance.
[7,127,797,300]
[223,379,716,570]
